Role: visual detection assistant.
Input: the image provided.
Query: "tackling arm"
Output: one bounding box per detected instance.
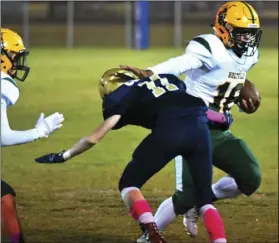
[35,115,121,163]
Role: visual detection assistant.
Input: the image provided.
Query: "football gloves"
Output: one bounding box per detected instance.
[35,151,66,164]
[35,112,64,138]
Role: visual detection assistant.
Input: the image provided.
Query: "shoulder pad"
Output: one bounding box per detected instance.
[186,34,219,56]
[187,34,225,56]
[1,75,19,106]
[185,34,220,69]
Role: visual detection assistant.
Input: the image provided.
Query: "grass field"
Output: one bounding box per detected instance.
[2,47,278,243]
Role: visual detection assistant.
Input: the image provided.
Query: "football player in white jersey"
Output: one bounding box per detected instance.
[1,28,64,243]
[120,2,262,242]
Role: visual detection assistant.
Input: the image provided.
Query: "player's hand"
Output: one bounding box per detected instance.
[35,112,65,138]
[35,151,66,163]
[119,65,153,78]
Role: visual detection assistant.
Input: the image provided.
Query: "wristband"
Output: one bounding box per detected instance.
[63,150,71,160]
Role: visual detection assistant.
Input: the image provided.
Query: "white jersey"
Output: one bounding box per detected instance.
[148,34,259,112]
[1,71,20,107]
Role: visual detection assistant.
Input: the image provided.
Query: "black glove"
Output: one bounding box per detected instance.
[35,151,66,164]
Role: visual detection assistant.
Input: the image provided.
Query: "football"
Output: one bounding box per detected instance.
[237,79,261,114]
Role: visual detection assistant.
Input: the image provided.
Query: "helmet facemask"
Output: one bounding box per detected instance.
[230,27,262,57]
[3,49,30,81]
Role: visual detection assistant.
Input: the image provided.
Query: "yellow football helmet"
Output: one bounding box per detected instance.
[99,68,139,99]
[213,1,262,56]
[1,28,30,81]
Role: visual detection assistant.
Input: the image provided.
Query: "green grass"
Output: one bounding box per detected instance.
[2,48,278,242]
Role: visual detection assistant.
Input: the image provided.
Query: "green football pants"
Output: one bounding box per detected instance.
[173,129,261,215]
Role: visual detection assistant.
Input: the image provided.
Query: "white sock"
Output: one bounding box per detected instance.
[154,197,177,231]
[212,176,242,199]
[138,212,155,224]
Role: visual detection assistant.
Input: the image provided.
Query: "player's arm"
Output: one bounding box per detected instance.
[120,37,214,78]
[120,54,203,78]
[1,79,65,146]
[35,115,121,163]
[34,74,141,164]
[1,102,39,146]
[1,100,64,146]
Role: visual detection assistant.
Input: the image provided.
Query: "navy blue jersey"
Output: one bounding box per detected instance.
[102,74,206,130]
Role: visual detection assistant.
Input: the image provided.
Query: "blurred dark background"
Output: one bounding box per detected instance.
[1,1,278,48]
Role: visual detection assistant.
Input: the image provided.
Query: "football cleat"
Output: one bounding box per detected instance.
[183,207,198,237]
[137,222,166,243]
[137,231,149,243]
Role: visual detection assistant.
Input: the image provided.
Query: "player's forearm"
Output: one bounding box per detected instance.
[147,54,203,77]
[1,103,40,146]
[62,136,95,160]
[62,115,121,161]
[1,129,40,146]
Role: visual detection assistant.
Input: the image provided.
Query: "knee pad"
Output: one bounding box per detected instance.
[228,139,262,196]
[1,180,16,198]
[233,146,261,196]
[237,171,261,196]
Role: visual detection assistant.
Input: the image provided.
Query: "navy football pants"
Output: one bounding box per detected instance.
[119,115,213,209]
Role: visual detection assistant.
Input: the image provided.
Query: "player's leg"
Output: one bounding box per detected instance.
[1,180,25,243]
[137,121,227,243]
[182,129,261,237]
[152,130,242,238]
[171,130,241,216]
[119,132,180,243]
[131,114,226,242]
[150,129,260,240]
[172,155,199,237]
[154,155,196,231]
[153,197,176,232]
[180,125,226,243]
[136,156,197,243]
[211,129,261,199]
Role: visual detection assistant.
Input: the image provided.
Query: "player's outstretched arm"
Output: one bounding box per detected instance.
[120,53,203,78]
[1,103,64,146]
[35,114,121,163]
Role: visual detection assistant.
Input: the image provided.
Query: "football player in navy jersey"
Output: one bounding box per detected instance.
[35,68,226,243]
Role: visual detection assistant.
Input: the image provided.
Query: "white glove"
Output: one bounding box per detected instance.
[35,112,65,138]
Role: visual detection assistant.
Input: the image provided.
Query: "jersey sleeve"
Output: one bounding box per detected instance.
[102,84,142,120]
[147,36,215,77]
[185,36,215,70]
[1,77,20,106]
[147,53,203,77]
[1,103,40,146]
